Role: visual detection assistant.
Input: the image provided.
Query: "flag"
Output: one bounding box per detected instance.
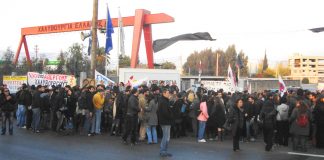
[236,55,244,69]
[246,80,252,94]
[105,5,114,54]
[126,76,148,88]
[227,64,237,91]
[118,7,125,56]
[198,60,202,82]
[153,32,216,53]
[310,27,324,33]
[95,70,115,86]
[278,75,287,97]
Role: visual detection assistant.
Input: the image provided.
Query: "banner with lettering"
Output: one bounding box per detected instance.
[27,72,76,87]
[201,80,236,93]
[3,76,27,93]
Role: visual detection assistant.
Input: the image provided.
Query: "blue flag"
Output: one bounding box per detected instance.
[105,5,114,54]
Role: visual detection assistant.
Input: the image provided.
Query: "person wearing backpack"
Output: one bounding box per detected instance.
[275,96,289,146]
[260,96,277,152]
[289,100,312,152]
[188,92,200,138]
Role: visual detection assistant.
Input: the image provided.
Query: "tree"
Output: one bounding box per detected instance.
[1,47,15,75]
[16,56,29,75]
[95,47,109,75]
[66,43,85,77]
[55,50,66,74]
[263,53,268,72]
[183,48,215,76]
[119,55,131,68]
[302,77,309,84]
[262,68,276,78]
[183,45,249,77]
[160,61,176,69]
[277,63,290,76]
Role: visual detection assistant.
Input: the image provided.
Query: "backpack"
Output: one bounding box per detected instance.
[296,113,309,127]
[276,104,289,121]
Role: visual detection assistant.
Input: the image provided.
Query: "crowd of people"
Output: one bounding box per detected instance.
[0,81,324,157]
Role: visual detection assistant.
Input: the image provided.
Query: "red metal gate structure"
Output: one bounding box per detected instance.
[13,9,174,69]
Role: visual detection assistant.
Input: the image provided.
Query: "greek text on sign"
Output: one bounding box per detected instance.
[27,72,76,87]
[3,76,27,93]
[201,80,235,93]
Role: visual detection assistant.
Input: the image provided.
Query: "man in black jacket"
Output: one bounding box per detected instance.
[122,88,140,146]
[85,86,96,136]
[0,88,16,135]
[32,85,45,133]
[157,88,174,157]
[16,84,32,128]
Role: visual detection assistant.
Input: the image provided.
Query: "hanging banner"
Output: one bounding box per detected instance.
[95,70,115,86]
[201,80,236,93]
[27,72,76,87]
[3,76,28,93]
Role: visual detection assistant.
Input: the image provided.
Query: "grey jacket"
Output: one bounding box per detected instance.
[289,107,312,136]
[145,98,159,126]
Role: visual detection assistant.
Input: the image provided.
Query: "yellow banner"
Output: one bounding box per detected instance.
[3,76,27,81]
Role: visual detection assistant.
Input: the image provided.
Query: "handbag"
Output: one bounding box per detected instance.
[223,119,232,131]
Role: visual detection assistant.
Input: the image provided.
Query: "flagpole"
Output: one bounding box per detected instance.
[116,7,121,77]
[105,3,109,77]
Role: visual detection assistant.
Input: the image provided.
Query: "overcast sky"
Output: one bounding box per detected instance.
[2,0,324,69]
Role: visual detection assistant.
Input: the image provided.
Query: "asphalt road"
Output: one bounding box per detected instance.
[0,127,324,160]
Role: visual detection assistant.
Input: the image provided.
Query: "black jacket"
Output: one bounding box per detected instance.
[86,91,95,112]
[172,99,183,122]
[66,93,76,117]
[32,91,43,109]
[78,91,88,110]
[244,102,257,121]
[126,94,140,116]
[260,100,277,129]
[0,93,16,112]
[16,89,32,106]
[114,93,125,119]
[228,106,244,136]
[157,96,174,125]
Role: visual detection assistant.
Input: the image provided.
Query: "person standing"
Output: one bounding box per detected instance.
[0,88,16,135]
[31,85,44,133]
[157,88,174,157]
[145,89,159,144]
[197,95,209,142]
[138,88,149,142]
[260,98,277,151]
[122,88,140,146]
[228,98,245,152]
[16,84,32,128]
[290,100,312,152]
[214,92,226,141]
[92,89,105,135]
[314,96,324,148]
[85,86,96,136]
[275,96,289,146]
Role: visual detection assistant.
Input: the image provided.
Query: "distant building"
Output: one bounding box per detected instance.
[287,54,324,83]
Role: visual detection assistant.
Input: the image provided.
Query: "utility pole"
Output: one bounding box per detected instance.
[216,52,219,76]
[90,0,98,79]
[34,45,39,60]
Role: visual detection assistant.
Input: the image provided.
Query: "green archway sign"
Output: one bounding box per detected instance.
[47,60,60,65]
